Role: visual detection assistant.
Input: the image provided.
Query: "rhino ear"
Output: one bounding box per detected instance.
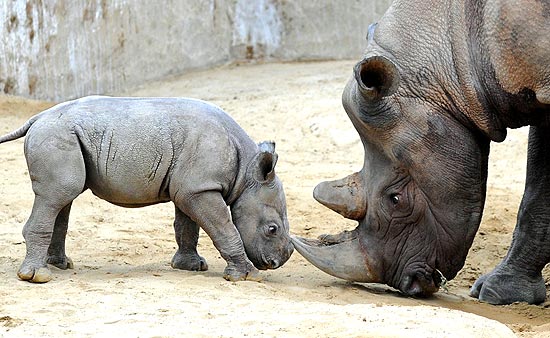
[252,141,278,183]
[354,55,400,101]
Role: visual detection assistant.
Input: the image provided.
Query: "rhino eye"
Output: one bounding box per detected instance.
[266,224,278,236]
[390,194,400,205]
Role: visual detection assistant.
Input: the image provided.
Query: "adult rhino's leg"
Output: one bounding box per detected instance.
[171,206,208,271]
[470,126,550,304]
[46,203,74,270]
[19,133,85,283]
[173,191,260,281]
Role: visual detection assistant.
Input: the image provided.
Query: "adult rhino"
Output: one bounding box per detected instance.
[292,0,549,305]
[0,96,293,283]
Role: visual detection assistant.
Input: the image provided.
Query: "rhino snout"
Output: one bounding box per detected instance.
[257,242,294,270]
[267,258,280,269]
[399,270,441,298]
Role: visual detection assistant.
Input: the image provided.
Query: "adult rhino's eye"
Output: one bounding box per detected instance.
[267,224,278,236]
[390,193,400,205]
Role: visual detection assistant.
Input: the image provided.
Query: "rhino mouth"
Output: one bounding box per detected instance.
[398,267,443,297]
[255,244,294,270]
[259,255,280,270]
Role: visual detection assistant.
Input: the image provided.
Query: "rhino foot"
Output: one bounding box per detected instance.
[171,252,208,271]
[223,263,261,282]
[47,255,74,270]
[17,262,53,283]
[470,267,546,305]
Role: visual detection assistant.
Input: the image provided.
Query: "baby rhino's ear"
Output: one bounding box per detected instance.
[253,141,278,183]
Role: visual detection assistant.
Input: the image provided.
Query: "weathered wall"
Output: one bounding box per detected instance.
[1,0,392,101]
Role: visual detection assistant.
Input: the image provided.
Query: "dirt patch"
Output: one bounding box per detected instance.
[0,60,548,337]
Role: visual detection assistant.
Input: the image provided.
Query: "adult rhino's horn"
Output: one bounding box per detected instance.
[313,172,367,221]
[354,55,400,101]
[291,229,377,283]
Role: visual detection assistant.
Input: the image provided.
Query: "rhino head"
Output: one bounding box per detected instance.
[293,19,492,296]
[231,141,294,271]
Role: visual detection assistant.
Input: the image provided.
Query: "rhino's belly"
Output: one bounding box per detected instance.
[80,129,174,206]
[86,176,171,207]
[84,153,172,207]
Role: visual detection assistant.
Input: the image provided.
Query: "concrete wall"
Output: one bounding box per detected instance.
[1,0,392,101]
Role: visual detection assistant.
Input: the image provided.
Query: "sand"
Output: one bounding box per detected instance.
[1,60,548,337]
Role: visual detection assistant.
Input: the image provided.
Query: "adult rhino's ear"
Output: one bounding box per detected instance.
[354,55,400,101]
[252,141,278,183]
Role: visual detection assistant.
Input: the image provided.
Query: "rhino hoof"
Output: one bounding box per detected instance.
[18,265,53,283]
[245,269,262,282]
[47,255,74,270]
[223,265,261,282]
[470,269,546,305]
[171,253,208,271]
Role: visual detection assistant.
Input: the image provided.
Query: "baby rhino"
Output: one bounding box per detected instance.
[0,96,293,283]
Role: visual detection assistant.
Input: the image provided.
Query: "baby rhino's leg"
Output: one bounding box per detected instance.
[19,197,68,282]
[46,203,74,270]
[174,191,260,282]
[171,206,208,271]
[19,133,85,283]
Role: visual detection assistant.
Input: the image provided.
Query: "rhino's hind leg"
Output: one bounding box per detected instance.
[46,203,74,270]
[470,126,550,304]
[18,197,55,283]
[19,198,74,283]
[171,207,208,271]
[19,132,85,283]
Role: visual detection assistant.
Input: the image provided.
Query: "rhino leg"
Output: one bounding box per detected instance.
[173,191,260,281]
[171,207,208,271]
[18,132,85,283]
[46,203,74,270]
[470,126,550,304]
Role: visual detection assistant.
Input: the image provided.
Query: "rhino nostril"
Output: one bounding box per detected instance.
[268,259,279,269]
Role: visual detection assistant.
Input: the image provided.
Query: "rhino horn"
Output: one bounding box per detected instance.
[313,172,367,221]
[291,229,377,283]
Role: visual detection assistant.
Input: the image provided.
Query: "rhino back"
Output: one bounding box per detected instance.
[483,0,550,104]
[368,0,549,137]
[28,96,255,206]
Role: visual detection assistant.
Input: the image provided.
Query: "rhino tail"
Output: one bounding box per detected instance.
[0,113,43,144]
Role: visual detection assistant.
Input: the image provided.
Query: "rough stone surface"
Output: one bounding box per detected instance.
[0,0,392,101]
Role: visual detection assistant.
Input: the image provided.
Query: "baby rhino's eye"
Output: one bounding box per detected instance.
[267,224,278,236]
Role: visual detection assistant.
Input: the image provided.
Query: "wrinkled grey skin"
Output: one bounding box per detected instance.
[292,0,550,305]
[0,96,293,283]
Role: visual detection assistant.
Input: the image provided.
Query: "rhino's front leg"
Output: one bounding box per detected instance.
[46,203,74,270]
[175,191,260,281]
[171,207,208,271]
[470,126,550,304]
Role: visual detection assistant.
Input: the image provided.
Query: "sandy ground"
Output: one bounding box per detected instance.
[1,60,549,337]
